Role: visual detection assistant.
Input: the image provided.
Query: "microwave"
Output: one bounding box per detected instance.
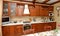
[2,17,9,22]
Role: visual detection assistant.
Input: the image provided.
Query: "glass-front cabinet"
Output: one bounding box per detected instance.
[3,2,8,16]
[9,3,16,16]
[3,2,17,17]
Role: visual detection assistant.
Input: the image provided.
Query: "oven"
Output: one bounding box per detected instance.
[23,24,31,31]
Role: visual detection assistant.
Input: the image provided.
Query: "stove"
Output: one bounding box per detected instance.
[23,24,31,31]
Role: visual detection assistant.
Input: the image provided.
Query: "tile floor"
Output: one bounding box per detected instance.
[22,29,60,36]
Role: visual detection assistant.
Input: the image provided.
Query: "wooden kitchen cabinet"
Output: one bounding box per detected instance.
[40,5,49,16]
[2,25,23,36]
[43,22,56,31]
[9,2,17,16]
[3,2,17,17]
[2,22,56,36]
[32,23,44,33]
[35,6,40,16]
[3,1,9,16]
[29,5,40,16]
[29,6,36,16]
[14,25,23,36]
[16,5,24,16]
[2,26,10,36]
[32,22,56,33]
[48,6,53,11]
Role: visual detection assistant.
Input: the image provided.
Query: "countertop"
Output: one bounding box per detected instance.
[2,21,55,26]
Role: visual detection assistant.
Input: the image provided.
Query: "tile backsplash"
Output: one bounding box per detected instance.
[10,16,54,23]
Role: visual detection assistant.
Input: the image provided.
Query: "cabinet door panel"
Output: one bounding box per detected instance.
[2,26,10,36]
[32,23,44,33]
[14,25,23,36]
[9,26,15,36]
[48,6,53,11]
[17,5,24,16]
[35,6,40,16]
[50,22,56,30]
[3,1,9,16]
[9,3,16,16]
[2,25,23,36]
[40,6,49,16]
[44,22,56,31]
[29,6,36,16]
[29,5,40,16]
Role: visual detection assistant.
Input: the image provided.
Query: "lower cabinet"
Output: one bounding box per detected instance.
[32,22,56,33]
[43,22,56,31]
[2,26,10,36]
[32,23,44,33]
[2,25,23,36]
[2,22,56,36]
[14,25,23,36]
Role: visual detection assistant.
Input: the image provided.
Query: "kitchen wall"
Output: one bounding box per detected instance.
[54,2,60,29]
[0,0,3,36]
[10,16,50,23]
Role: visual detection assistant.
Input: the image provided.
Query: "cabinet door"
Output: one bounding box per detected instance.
[2,25,23,36]
[9,3,16,16]
[48,6,53,11]
[32,23,44,33]
[14,25,23,36]
[2,26,10,36]
[40,6,49,16]
[35,6,40,16]
[16,5,24,16]
[29,5,40,16]
[49,22,56,30]
[43,22,56,31]
[9,26,15,36]
[3,1,9,16]
[29,6,36,16]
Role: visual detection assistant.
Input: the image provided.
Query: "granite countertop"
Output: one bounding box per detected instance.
[2,21,55,26]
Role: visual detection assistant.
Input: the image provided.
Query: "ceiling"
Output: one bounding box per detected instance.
[13,0,60,5]
[36,0,60,4]
[47,0,60,4]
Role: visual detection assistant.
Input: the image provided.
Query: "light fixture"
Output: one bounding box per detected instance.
[23,4,30,14]
[56,6,60,16]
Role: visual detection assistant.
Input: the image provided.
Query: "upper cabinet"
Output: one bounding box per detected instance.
[3,1,54,17]
[3,2,9,16]
[35,6,40,16]
[40,5,49,16]
[48,6,53,12]
[29,6,36,16]
[3,2,17,17]
[17,5,24,16]
[29,5,40,16]
[9,3,17,16]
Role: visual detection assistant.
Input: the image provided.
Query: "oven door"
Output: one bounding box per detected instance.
[23,24,31,30]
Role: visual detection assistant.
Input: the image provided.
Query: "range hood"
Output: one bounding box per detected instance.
[23,4,30,14]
